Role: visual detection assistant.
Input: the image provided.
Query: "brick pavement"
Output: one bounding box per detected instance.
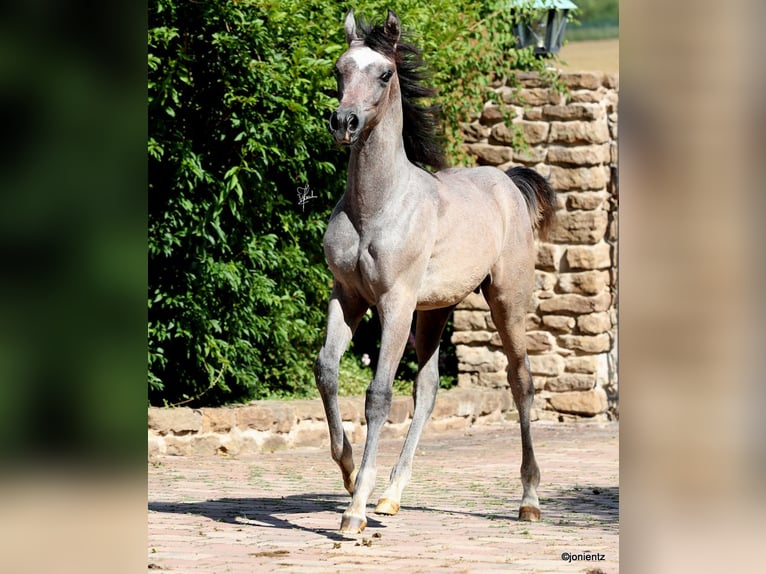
[148,421,618,573]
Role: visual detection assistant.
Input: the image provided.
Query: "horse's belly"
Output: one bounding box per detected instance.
[415,267,488,310]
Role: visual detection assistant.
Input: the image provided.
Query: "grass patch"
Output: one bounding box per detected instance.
[567,22,619,41]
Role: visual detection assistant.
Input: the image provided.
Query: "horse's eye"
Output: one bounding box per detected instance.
[380,70,393,83]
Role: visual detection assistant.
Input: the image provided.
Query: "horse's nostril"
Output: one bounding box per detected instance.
[348,113,359,131]
[330,111,340,131]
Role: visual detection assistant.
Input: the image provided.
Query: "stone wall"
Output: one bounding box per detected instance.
[455,71,618,421]
[148,387,520,457]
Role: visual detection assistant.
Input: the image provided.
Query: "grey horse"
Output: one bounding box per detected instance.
[315,9,556,533]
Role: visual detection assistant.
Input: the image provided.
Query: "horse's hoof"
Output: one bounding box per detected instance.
[518,505,541,522]
[340,513,367,533]
[343,469,358,495]
[374,498,400,515]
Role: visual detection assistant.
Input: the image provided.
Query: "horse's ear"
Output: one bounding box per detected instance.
[385,10,401,44]
[344,9,359,44]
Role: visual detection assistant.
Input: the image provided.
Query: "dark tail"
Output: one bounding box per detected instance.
[506,166,556,241]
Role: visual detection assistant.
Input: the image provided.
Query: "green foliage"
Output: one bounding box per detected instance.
[568,0,619,40]
[148,0,559,406]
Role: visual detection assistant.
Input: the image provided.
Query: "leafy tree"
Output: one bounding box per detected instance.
[148,0,558,406]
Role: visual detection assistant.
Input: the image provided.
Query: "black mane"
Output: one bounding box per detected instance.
[358,19,448,171]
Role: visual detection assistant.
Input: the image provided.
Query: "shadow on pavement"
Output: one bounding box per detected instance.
[148,493,384,541]
[149,484,617,537]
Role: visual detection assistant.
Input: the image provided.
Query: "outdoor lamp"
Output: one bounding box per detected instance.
[511,0,577,57]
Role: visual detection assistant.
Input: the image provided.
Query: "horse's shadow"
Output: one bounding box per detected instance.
[149,486,618,540]
[149,493,372,541]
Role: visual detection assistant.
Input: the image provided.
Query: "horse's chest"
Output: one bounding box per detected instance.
[324,214,411,298]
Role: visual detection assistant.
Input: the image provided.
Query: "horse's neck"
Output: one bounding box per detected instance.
[345,104,411,222]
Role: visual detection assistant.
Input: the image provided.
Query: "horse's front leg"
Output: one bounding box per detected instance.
[375,305,454,516]
[315,284,368,495]
[340,294,415,533]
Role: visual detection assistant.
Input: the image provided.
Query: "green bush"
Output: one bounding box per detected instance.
[148,0,557,406]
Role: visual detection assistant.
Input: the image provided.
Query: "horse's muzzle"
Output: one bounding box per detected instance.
[329,109,361,145]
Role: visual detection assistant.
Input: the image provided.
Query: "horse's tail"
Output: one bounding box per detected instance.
[506,166,556,241]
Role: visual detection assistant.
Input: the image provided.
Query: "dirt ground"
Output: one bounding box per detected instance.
[559,39,619,73]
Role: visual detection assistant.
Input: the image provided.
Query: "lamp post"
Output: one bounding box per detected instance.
[511,0,577,57]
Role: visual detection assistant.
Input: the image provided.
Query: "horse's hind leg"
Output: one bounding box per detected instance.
[484,281,541,522]
[315,284,368,495]
[375,306,454,516]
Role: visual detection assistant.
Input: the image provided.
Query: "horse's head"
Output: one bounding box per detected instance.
[329,9,400,146]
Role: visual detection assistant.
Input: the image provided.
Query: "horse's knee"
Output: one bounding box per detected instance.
[314,350,339,394]
[365,384,392,424]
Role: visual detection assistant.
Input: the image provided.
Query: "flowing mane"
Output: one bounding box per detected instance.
[357,18,447,171]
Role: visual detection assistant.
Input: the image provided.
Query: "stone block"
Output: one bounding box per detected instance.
[548,211,609,244]
[191,435,222,456]
[512,88,565,106]
[292,400,326,422]
[549,120,610,145]
[526,331,556,352]
[538,292,612,314]
[201,408,235,434]
[477,372,510,389]
[454,309,490,331]
[535,270,557,291]
[523,107,543,121]
[338,397,362,422]
[465,143,513,165]
[293,421,328,448]
[452,330,493,345]
[565,243,612,270]
[548,145,610,166]
[387,396,414,424]
[577,312,613,335]
[381,421,409,440]
[558,333,612,353]
[236,405,273,432]
[148,407,201,435]
[541,315,576,332]
[478,391,503,416]
[526,313,542,329]
[560,72,605,90]
[549,165,608,191]
[513,146,547,164]
[164,435,192,456]
[565,356,599,374]
[514,72,548,88]
[521,121,550,145]
[459,291,489,310]
[480,105,504,126]
[567,87,608,103]
[545,374,595,392]
[528,353,565,376]
[565,191,609,210]
[457,345,508,373]
[557,270,610,295]
[431,393,458,419]
[535,243,561,271]
[542,103,604,121]
[547,388,607,416]
[261,434,288,452]
[462,121,491,142]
